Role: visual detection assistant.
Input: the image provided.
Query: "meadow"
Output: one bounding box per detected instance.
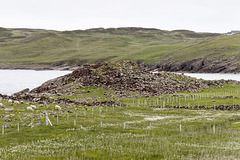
[0,27,223,66]
[1,84,240,159]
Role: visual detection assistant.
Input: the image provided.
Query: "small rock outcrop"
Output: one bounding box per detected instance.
[30,61,239,96]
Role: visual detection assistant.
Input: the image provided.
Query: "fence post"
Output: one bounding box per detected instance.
[46,113,48,126]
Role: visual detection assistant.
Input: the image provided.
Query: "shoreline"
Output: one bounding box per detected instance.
[0,65,79,71]
[1,64,240,74]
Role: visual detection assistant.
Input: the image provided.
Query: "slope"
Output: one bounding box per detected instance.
[0,27,220,69]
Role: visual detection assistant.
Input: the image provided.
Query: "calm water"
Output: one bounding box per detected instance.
[183,73,240,81]
[0,70,71,95]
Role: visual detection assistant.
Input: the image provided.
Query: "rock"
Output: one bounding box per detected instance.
[14,100,20,105]
[8,99,13,104]
[4,107,14,112]
[27,106,34,111]
[157,55,240,73]
[0,103,4,108]
[13,88,30,96]
[30,105,37,109]
[4,123,12,128]
[55,105,61,110]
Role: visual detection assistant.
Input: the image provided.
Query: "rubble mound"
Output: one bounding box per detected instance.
[31,61,239,96]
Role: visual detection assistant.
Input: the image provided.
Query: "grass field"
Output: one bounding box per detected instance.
[1,84,240,159]
[0,27,226,66]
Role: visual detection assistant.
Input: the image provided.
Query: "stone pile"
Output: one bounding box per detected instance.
[29,61,239,96]
[150,104,240,111]
[0,94,127,108]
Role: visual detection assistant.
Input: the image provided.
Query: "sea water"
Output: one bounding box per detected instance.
[0,70,71,95]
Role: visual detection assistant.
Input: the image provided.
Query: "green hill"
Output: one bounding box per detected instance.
[1,27,239,72]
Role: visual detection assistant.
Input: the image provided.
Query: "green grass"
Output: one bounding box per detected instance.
[0,27,222,66]
[1,84,240,159]
[1,104,240,159]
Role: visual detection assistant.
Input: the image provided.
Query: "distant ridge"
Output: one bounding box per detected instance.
[1,26,240,73]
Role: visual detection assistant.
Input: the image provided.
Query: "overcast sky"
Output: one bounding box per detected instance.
[0,0,239,33]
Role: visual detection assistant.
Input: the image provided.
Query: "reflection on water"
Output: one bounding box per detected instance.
[0,70,71,95]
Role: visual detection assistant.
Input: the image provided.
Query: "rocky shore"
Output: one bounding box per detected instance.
[30,61,239,96]
[0,61,239,107]
[152,56,240,73]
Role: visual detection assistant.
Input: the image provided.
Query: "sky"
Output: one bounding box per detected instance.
[0,0,239,33]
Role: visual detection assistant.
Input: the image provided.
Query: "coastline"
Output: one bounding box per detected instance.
[1,63,240,73]
[0,65,79,71]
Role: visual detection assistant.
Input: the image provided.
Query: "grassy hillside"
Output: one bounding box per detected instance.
[0,27,222,68]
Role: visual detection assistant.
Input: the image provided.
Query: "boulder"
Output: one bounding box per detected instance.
[4,107,14,112]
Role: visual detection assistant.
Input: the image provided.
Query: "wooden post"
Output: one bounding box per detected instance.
[74,120,76,126]
[46,114,53,126]
[180,124,182,132]
[2,125,4,135]
[124,122,126,129]
[46,113,48,126]
[67,113,69,121]
[213,125,215,134]
[17,123,19,132]
[101,120,103,127]
[92,107,94,115]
